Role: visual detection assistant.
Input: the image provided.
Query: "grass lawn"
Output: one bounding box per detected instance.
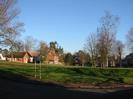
[0,61,133,85]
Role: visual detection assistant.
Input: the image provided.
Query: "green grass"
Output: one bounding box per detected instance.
[0,61,133,85]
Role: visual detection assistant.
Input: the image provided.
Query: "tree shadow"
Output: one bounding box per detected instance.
[0,69,133,99]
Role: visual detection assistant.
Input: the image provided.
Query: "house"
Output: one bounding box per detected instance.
[46,49,59,64]
[122,53,133,67]
[28,51,40,63]
[4,50,59,64]
[0,53,6,60]
[6,52,31,63]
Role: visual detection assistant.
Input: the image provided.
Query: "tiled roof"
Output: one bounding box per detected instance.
[28,51,40,57]
[6,52,31,58]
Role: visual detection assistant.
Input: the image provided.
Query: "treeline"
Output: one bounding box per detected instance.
[84,12,123,67]
[85,12,133,68]
[1,0,133,67]
[64,12,133,67]
[64,50,90,66]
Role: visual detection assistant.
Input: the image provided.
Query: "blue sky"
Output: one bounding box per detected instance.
[18,0,133,53]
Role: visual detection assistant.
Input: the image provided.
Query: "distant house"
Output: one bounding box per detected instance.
[0,53,6,60]
[46,49,59,64]
[122,53,133,67]
[108,55,118,67]
[4,50,59,64]
[28,51,40,63]
[6,52,32,63]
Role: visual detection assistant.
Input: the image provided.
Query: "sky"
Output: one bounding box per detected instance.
[18,0,133,53]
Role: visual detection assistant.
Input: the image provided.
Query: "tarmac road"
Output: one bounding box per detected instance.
[0,70,133,99]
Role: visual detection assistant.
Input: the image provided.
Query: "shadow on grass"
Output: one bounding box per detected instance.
[0,69,133,99]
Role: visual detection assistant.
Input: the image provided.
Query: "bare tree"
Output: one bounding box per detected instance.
[10,40,24,52]
[111,40,124,67]
[24,36,37,51]
[85,33,98,67]
[0,0,24,47]
[74,50,87,66]
[115,40,124,67]
[38,41,48,62]
[127,27,133,52]
[97,12,119,67]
